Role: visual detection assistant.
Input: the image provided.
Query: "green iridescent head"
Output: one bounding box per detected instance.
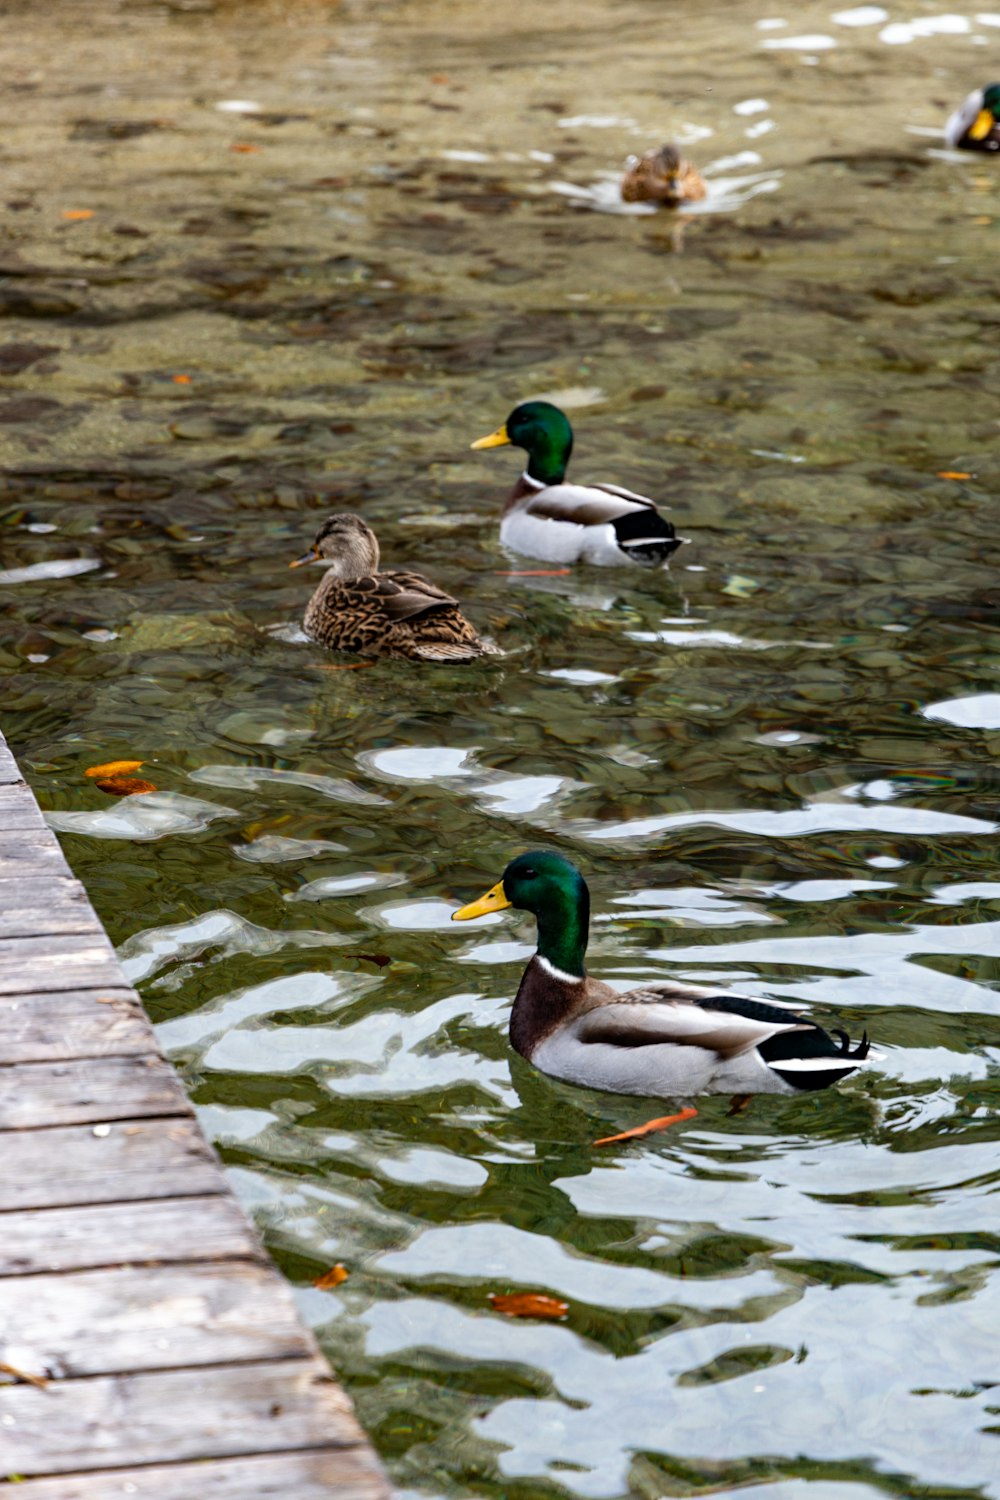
[983,82,1000,117]
[472,401,574,485]
[453,849,590,977]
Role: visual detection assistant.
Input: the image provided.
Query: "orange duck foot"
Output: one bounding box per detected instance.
[593,1106,698,1146]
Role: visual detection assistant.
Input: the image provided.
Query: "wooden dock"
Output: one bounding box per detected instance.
[0,729,389,1497]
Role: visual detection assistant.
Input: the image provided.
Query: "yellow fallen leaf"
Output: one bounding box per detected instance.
[229,142,260,154]
[488,1292,568,1320]
[313,1264,349,1290]
[85,758,144,778]
[936,471,972,480]
[172,374,192,385]
[62,209,95,221]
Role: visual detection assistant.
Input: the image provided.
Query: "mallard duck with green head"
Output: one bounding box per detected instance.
[945,83,1000,150]
[621,143,707,206]
[453,851,872,1143]
[471,401,682,567]
[290,513,499,662]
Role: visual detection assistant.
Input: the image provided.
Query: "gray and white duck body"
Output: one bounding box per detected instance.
[452,852,872,1130]
[472,401,683,568]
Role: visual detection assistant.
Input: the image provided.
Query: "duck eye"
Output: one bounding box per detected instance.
[520,867,536,879]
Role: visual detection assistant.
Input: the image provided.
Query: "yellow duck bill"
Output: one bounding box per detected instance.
[470,424,510,450]
[452,880,511,920]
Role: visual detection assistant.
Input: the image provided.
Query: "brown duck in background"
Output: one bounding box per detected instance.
[290,513,499,662]
[620,143,706,206]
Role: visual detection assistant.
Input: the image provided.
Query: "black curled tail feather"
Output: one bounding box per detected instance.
[758,1020,871,1093]
[833,1028,870,1061]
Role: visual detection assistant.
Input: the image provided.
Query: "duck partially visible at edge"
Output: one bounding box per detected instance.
[290,513,499,662]
[945,83,1000,150]
[471,401,683,568]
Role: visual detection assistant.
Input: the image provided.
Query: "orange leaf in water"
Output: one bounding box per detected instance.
[230,142,260,154]
[172,374,192,385]
[489,1292,568,1320]
[85,759,144,778]
[493,569,572,577]
[937,471,971,480]
[94,776,157,796]
[62,209,95,220]
[430,73,451,84]
[313,1263,349,1290]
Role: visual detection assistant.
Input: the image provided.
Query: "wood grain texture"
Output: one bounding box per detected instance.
[0,1261,313,1377]
[0,1116,227,1212]
[0,988,151,1063]
[0,1195,262,1275]
[0,836,71,877]
[0,782,48,831]
[0,1053,188,1128]
[0,1359,373,1475]
[0,876,98,939]
[0,1449,388,1500]
[0,931,122,994]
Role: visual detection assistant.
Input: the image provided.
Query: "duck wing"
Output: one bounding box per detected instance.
[522,481,660,525]
[575,984,811,1059]
[368,570,460,622]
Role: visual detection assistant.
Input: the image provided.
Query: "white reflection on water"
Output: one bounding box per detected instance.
[121,910,346,987]
[569,798,997,844]
[923,691,1000,728]
[376,1221,784,1310]
[46,791,235,842]
[0,557,101,584]
[191,763,388,805]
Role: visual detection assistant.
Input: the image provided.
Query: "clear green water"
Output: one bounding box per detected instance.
[3,1,1000,1495]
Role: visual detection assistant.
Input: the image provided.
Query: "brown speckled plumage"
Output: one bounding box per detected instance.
[293,514,499,663]
[621,144,707,207]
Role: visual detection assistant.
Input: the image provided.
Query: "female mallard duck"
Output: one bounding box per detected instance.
[621,143,707,206]
[471,401,682,567]
[452,851,871,1143]
[290,513,499,662]
[945,83,1000,150]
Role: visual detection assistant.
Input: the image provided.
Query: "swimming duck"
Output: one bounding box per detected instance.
[471,401,682,567]
[621,143,707,206]
[290,513,499,662]
[452,851,872,1143]
[945,83,1000,150]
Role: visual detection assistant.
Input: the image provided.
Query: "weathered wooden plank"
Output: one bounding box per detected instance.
[0,837,71,877]
[0,1359,372,1475]
[0,877,99,939]
[0,932,121,994]
[0,1054,187,1129]
[0,1449,387,1500]
[0,1261,313,1378]
[0,783,48,831]
[0,730,389,1496]
[0,735,22,784]
[0,1195,262,1276]
[0,988,151,1064]
[0,1116,227,1212]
